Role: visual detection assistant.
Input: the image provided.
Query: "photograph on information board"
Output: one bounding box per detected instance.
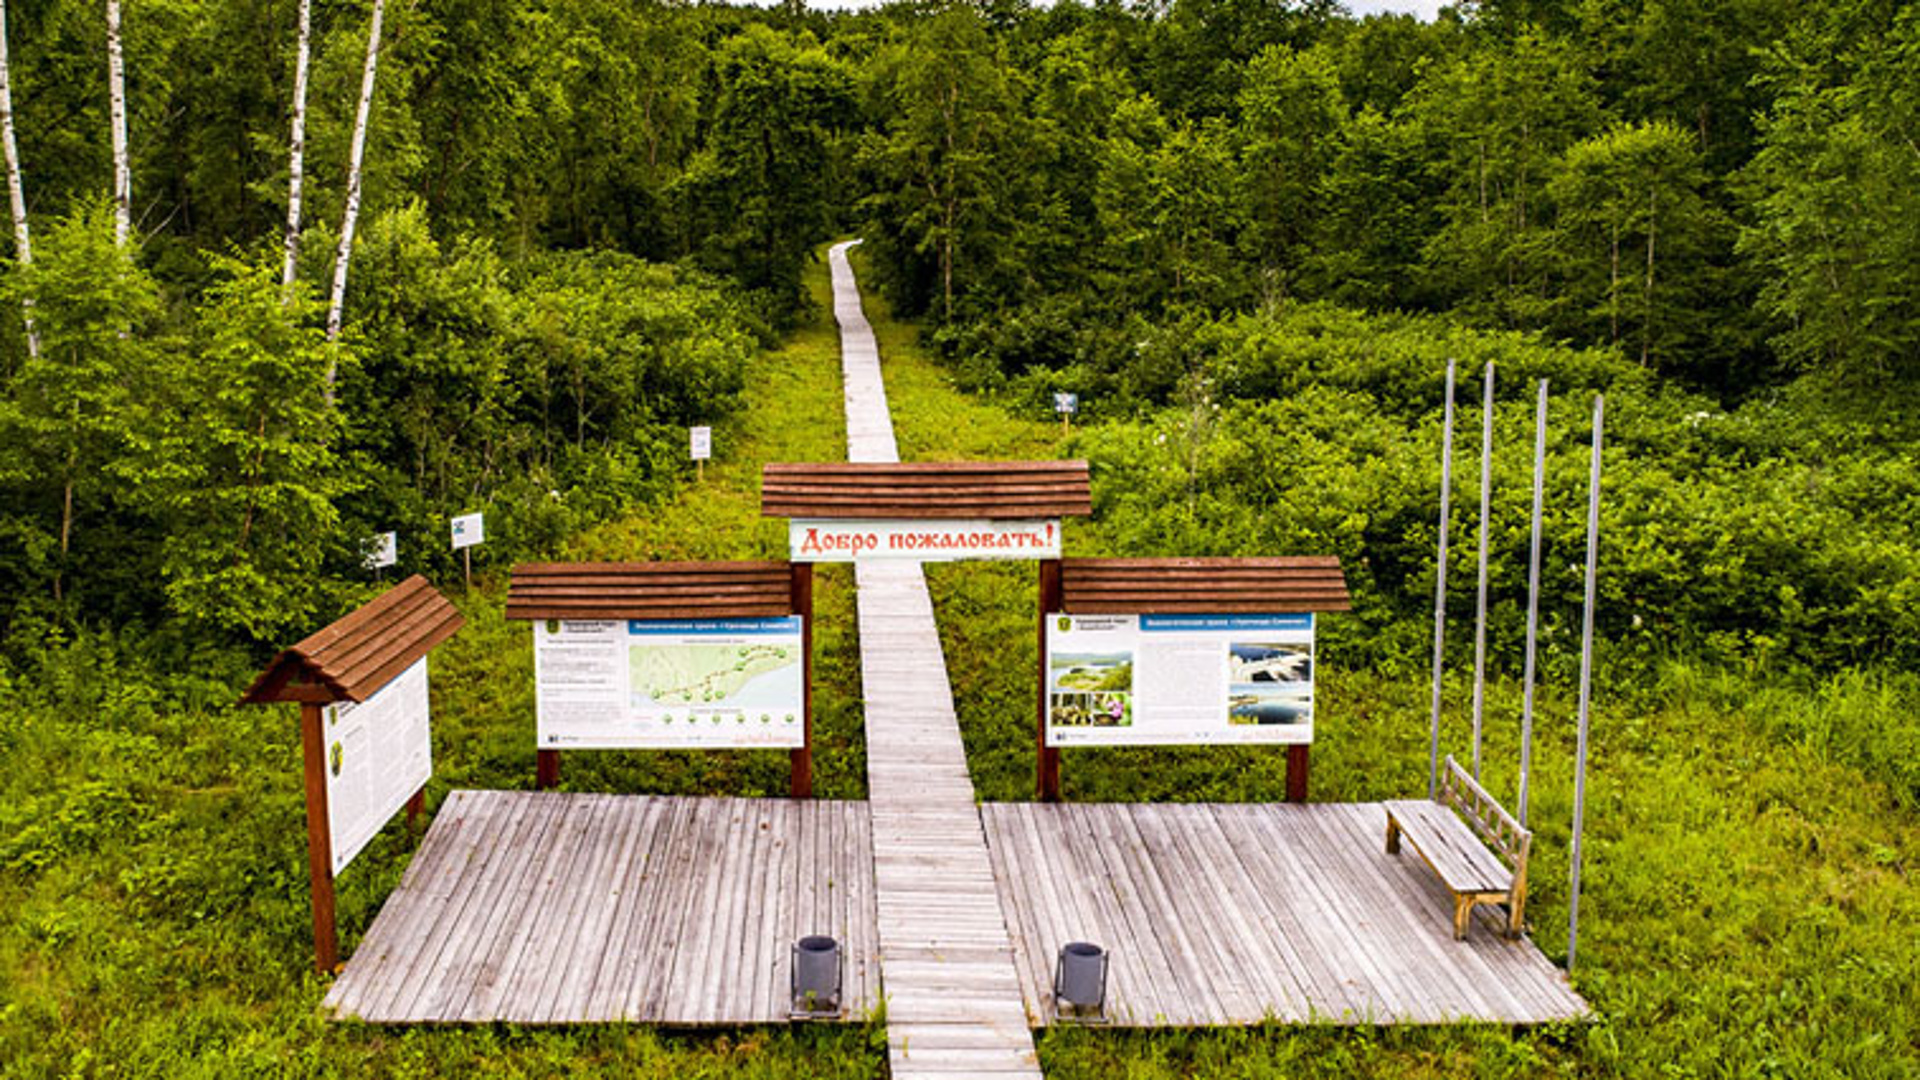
[1045,613,1314,747]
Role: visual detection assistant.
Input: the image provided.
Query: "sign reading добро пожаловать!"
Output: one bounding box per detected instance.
[534,618,804,748]
[789,519,1061,561]
[1044,613,1315,747]
[325,658,432,875]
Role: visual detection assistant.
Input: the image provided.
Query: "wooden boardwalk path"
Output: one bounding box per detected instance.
[831,240,1044,1078]
[981,801,1590,1026]
[321,791,879,1024]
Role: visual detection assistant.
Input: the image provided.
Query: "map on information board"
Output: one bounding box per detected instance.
[536,617,805,748]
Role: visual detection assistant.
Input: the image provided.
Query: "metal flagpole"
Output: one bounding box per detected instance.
[1428,360,1457,800]
[1470,362,1495,779]
[1567,394,1604,971]
[1519,379,1548,828]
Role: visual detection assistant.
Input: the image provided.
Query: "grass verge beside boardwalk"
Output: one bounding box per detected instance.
[851,246,1920,1078]
[0,248,883,1077]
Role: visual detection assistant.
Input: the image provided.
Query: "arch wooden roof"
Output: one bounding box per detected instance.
[504,561,797,621]
[760,461,1092,520]
[1059,557,1350,614]
[241,575,464,704]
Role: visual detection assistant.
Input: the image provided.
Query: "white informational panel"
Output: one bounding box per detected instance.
[535,617,805,749]
[449,512,485,550]
[1044,613,1314,747]
[324,657,432,875]
[690,426,712,461]
[1053,392,1079,414]
[790,519,1061,562]
[364,531,398,570]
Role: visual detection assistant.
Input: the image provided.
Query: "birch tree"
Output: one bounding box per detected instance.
[106,0,129,246]
[1,0,36,356]
[282,0,312,293]
[325,0,384,385]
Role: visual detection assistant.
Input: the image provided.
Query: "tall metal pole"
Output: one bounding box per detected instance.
[1470,362,1495,779]
[1427,360,1457,800]
[1518,379,1548,829]
[1567,394,1604,971]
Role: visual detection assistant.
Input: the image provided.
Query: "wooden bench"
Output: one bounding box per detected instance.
[1383,756,1531,940]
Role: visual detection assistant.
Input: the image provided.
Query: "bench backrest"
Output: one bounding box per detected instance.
[1440,755,1531,876]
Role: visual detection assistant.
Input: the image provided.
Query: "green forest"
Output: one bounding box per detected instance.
[3,0,1918,1076]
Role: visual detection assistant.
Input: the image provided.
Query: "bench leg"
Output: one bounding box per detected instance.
[1506,891,1526,938]
[1452,895,1473,940]
[1385,816,1401,855]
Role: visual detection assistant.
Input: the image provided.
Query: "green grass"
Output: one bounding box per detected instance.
[852,246,1920,1078]
[0,248,886,1078]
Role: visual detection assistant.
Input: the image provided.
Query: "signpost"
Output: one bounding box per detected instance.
[365,531,397,574]
[240,575,463,972]
[1054,391,1078,435]
[691,425,712,482]
[450,511,483,586]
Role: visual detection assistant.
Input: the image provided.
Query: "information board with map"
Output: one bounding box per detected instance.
[534,617,805,748]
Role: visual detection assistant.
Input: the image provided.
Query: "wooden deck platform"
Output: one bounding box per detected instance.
[981,800,1589,1026]
[321,790,879,1025]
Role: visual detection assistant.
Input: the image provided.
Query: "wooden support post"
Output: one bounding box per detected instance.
[299,702,339,974]
[1035,558,1063,802]
[536,748,560,790]
[462,547,472,589]
[1285,744,1310,803]
[405,786,425,834]
[791,563,814,799]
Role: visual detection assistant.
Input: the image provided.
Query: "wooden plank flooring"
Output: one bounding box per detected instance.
[322,791,879,1025]
[832,240,1045,1078]
[980,801,1591,1026]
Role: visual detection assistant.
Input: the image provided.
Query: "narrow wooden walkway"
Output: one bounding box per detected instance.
[981,801,1590,1026]
[321,790,879,1024]
[832,240,1044,1078]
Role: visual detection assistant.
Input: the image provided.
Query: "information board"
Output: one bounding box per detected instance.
[790,519,1061,562]
[323,657,432,875]
[1044,613,1314,747]
[364,531,398,570]
[535,617,805,748]
[690,426,712,460]
[450,512,484,549]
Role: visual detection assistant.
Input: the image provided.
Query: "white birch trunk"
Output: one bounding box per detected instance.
[106,0,129,246]
[0,0,37,357]
[281,0,311,294]
[325,0,383,388]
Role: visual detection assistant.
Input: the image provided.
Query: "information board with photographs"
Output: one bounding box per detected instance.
[535,617,805,749]
[324,657,432,875]
[1044,613,1315,747]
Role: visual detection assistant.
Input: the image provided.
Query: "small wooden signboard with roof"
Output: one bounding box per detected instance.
[241,574,464,972]
[506,560,818,796]
[1039,557,1351,802]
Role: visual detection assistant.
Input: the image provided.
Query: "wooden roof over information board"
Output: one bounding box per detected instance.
[504,561,796,621]
[1060,556,1351,614]
[760,461,1092,520]
[242,575,464,705]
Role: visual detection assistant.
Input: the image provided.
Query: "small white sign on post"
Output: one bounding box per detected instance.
[365,531,398,571]
[324,658,433,875]
[449,512,485,550]
[1053,392,1079,414]
[690,426,712,461]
